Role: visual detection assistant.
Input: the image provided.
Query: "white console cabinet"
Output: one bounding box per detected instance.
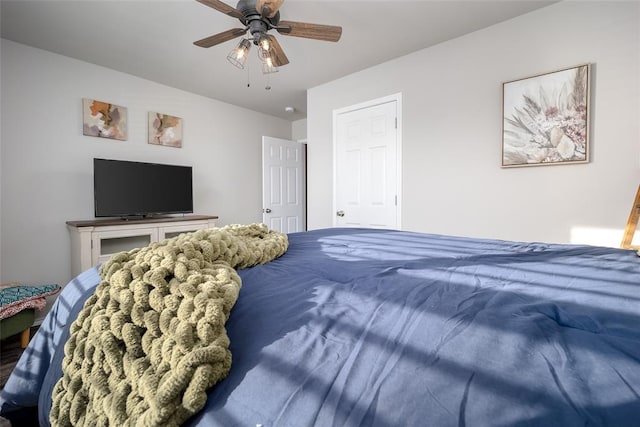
[66,215,218,277]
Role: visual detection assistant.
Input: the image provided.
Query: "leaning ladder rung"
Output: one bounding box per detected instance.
[621,185,640,249]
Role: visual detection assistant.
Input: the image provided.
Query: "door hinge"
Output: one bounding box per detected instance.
[395,195,397,206]
[395,117,397,129]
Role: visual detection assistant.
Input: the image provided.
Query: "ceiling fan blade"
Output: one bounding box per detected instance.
[256,0,284,19]
[195,0,243,20]
[194,28,247,48]
[265,35,289,67]
[277,20,342,42]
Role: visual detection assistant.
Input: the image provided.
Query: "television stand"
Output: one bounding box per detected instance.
[66,215,218,276]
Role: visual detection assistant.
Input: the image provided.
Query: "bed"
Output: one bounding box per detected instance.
[1,227,639,426]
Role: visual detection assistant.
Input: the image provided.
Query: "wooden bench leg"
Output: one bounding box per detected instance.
[20,327,30,348]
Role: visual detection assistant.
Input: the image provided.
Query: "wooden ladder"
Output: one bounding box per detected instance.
[621,184,640,249]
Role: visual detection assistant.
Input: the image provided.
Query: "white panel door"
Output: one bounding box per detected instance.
[335,99,399,228]
[262,136,306,233]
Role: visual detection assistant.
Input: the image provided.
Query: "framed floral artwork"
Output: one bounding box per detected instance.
[502,64,590,167]
[148,112,183,148]
[82,98,128,141]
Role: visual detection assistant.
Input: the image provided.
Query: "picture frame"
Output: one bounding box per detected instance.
[82,98,128,141]
[148,112,183,148]
[502,64,590,168]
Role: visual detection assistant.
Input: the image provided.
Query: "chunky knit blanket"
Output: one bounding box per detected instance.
[50,224,288,426]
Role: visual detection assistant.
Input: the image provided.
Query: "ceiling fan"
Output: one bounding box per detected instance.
[194,0,342,73]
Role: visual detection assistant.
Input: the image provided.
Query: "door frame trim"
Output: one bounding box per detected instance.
[332,93,403,229]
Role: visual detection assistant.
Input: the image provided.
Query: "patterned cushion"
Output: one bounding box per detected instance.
[0,284,60,320]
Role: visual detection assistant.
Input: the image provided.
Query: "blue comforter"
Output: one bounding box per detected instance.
[2,228,640,426]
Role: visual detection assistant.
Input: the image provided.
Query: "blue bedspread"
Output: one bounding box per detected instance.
[2,228,640,426]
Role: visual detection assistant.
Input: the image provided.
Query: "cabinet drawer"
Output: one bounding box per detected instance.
[91,228,158,264]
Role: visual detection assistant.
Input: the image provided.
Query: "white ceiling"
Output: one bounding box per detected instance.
[1,0,556,120]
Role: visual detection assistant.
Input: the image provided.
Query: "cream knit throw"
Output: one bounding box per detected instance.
[50,224,288,426]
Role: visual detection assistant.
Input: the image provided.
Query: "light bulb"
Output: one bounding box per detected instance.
[227,39,252,69]
[262,55,278,74]
[258,37,271,62]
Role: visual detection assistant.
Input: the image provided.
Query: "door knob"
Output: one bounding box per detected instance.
[336,210,345,217]
[264,208,272,213]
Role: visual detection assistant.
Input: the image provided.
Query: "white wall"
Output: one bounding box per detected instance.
[291,119,307,142]
[0,39,291,291]
[307,1,640,246]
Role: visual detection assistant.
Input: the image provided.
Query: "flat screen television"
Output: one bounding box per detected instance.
[94,158,193,218]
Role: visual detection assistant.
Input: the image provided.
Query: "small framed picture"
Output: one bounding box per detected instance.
[148,112,183,148]
[502,64,590,167]
[82,98,128,141]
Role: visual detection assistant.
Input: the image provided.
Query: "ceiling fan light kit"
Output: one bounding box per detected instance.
[227,38,252,69]
[258,37,278,74]
[195,0,342,76]
[261,56,278,74]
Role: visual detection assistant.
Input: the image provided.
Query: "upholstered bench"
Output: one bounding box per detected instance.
[0,283,60,348]
[0,309,35,348]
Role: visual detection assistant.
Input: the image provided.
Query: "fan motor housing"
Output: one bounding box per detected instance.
[236,0,280,26]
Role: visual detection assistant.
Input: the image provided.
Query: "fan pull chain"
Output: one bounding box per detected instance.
[246,59,251,88]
